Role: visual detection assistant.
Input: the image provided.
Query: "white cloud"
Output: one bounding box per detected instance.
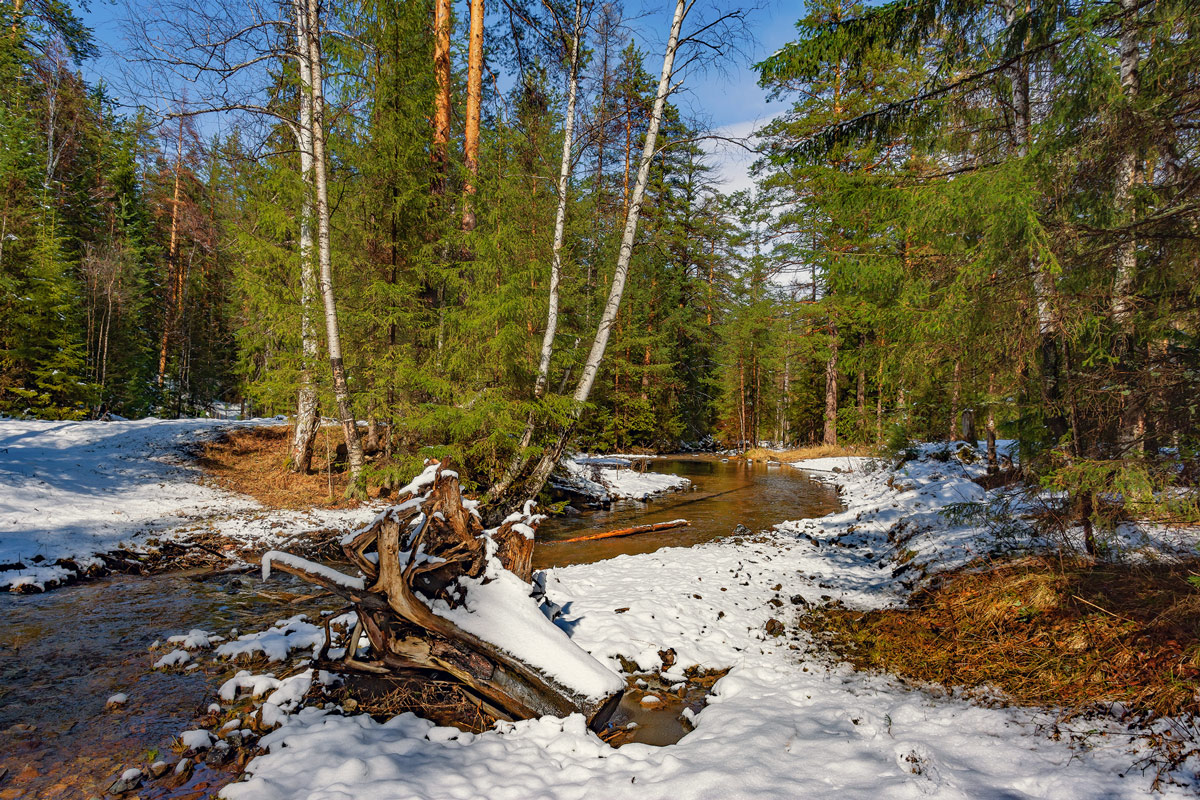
[703,118,765,196]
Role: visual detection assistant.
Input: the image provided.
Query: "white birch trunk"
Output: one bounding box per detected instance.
[290,0,320,474]
[520,0,689,499]
[304,0,365,492]
[533,0,583,401]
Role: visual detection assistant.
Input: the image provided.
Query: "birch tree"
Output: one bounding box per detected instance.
[288,0,321,474]
[301,0,366,491]
[511,0,689,505]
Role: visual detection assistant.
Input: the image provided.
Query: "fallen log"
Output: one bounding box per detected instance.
[556,518,691,544]
[261,461,623,731]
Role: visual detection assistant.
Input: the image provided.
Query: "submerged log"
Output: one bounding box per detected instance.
[262,461,623,730]
[556,518,691,544]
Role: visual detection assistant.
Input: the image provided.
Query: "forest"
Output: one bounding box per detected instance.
[2,0,1200,797]
[2,0,1199,532]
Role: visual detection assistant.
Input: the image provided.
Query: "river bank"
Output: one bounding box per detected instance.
[2,421,1197,798]
[218,448,1199,799]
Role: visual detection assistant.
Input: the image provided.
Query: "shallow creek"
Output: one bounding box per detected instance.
[535,457,841,569]
[0,458,838,797]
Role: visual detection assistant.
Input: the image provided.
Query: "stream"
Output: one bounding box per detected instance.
[0,458,838,798]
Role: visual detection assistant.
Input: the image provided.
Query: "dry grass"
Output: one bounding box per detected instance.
[195,425,363,510]
[801,556,1200,724]
[742,444,872,462]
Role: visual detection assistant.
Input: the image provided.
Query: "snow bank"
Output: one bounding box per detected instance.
[222,446,1198,800]
[556,456,691,503]
[429,569,623,703]
[0,417,384,590]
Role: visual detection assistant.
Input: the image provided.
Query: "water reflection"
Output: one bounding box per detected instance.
[534,457,840,569]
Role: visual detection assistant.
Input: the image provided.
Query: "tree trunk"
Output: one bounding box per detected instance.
[950,359,961,441]
[290,0,320,474]
[533,0,581,401]
[461,0,484,231]
[1112,0,1142,453]
[507,0,690,507]
[433,0,452,196]
[157,118,184,391]
[1004,0,1064,444]
[264,464,623,729]
[304,0,365,494]
[487,0,584,504]
[823,320,838,447]
[986,372,998,474]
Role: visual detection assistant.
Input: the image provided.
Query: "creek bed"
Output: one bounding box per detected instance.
[535,456,841,569]
[0,456,839,795]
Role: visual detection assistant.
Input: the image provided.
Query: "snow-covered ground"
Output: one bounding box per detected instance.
[0,418,381,590]
[218,448,1200,800]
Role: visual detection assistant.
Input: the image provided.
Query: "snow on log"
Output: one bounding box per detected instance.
[260,460,623,730]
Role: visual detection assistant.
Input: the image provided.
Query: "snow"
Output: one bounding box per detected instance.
[0,417,384,590]
[179,729,215,750]
[219,670,283,702]
[262,551,366,591]
[216,615,327,662]
[154,648,192,668]
[223,448,1199,800]
[557,456,691,502]
[168,629,222,649]
[266,669,314,710]
[429,569,624,703]
[106,692,128,707]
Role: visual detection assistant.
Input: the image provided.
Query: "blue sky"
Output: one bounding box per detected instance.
[77,0,804,190]
[623,1,802,192]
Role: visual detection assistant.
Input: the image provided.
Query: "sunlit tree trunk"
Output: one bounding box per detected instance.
[433,0,451,196]
[823,320,838,446]
[517,0,689,504]
[157,118,184,391]
[1112,0,1143,453]
[289,0,320,474]
[461,0,484,231]
[304,0,365,494]
[487,0,584,503]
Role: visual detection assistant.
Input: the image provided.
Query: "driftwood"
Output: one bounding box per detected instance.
[263,461,623,731]
[556,518,691,544]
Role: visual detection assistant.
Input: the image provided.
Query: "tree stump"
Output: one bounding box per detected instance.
[262,461,624,730]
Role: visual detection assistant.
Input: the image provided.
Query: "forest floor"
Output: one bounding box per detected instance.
[1,420,1199,798]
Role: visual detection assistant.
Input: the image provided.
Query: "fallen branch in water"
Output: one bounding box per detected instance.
[557,519,691,543]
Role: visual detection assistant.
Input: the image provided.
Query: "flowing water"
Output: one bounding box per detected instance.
[0,457,838,796]
[534,457,841,569]
[0,569,327,799]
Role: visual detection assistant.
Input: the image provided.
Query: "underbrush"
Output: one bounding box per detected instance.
[801,555,1200,721]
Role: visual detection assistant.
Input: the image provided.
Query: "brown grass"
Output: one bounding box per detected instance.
[195,425,362,510]
[801,555,1200,722]
[742,444,872,462]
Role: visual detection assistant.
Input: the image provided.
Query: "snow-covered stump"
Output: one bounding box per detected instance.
[261,462,624,731]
